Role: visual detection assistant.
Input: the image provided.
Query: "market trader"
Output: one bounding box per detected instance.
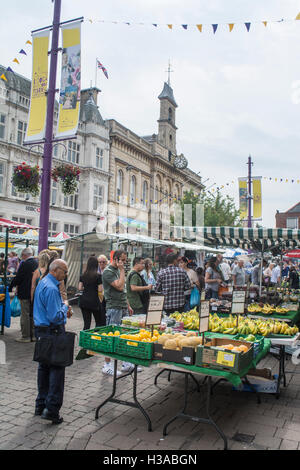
[33,259,72,424]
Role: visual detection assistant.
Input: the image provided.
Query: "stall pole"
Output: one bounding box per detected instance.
[80,235,84,277]
[259,248,263,297]
[1,227,9,335]
[247,155,253,228]
[38,0,62,252]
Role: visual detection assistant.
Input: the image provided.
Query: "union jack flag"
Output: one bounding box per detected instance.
[97,60,108,79]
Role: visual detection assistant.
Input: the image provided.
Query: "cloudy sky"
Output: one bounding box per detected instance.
[1,0,300,227]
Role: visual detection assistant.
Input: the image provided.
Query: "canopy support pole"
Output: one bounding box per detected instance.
[1,227,9,335]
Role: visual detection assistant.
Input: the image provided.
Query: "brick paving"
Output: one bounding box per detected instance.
[1,307,300,450]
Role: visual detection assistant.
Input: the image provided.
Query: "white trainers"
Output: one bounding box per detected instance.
[102,363,122,377]
[121,362,143,373]
[15,337,31,343]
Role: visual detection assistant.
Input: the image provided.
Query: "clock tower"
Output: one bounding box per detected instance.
[157,76,178,160]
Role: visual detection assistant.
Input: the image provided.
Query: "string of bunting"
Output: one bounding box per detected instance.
[87,12,300,33]
[0,40,32,82]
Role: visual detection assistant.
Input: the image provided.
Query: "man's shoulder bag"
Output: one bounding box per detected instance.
[33,330,76,368]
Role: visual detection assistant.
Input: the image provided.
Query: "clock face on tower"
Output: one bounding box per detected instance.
[173,153,188,170]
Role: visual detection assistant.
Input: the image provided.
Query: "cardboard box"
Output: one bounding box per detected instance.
[232,374,278,394]
[195,338,254,373]
[153,343,195,365]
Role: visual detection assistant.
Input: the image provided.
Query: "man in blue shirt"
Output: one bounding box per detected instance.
[33,259,72,424]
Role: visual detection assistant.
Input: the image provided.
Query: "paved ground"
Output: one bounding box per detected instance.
[1,308,300,451]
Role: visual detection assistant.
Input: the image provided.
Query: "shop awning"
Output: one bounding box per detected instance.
[0,217,38,231]
[202,227,300,251]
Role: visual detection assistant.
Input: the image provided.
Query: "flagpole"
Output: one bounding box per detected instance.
[95,57,98,88]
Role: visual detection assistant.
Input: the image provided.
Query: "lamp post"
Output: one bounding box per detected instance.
[38,0,62,252]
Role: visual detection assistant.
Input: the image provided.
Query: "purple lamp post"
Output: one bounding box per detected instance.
[38,0,62,252]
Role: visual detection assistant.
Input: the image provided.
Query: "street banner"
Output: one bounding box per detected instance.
[55,21,81,139]
[24,29,50,143]
[252,177,262,220]
[238,178,248,220]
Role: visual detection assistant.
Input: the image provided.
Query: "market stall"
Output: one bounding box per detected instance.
[0,218,39,335]
[63,231,224,295]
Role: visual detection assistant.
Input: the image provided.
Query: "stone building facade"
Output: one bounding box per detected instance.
[0,65,203,239]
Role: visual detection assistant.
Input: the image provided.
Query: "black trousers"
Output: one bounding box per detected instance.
[81,307,105,330]
[34,325,65,417]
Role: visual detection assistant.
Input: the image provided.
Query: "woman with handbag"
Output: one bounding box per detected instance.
[178,257,200,311]
[78,256,104,330]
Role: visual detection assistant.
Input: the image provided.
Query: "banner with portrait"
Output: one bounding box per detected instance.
[55,21,81,139]
[25,29,50,143]
[238,178,248,221]
[252,177,262,220]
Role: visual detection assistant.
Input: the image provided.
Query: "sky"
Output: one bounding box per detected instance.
[1,0,300,228]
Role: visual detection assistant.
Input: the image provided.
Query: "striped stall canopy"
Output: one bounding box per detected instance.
[202,227,300,251]
[0,218,38,231]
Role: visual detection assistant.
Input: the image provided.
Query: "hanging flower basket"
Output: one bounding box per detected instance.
[51,164,81,196]
[12,162,40,197]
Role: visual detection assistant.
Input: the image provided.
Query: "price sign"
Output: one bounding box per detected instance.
[231,289,246,315]
[199,300,210,336]
[146,295,164,327]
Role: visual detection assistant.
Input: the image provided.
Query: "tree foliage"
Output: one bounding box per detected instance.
[174,189,241,227]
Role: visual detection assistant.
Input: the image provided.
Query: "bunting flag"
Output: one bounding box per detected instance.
[19,49,27,55]
[87,13,300,32]
[13,58,20,64]
[6,67,14,73]
[0,74,7,82]
[26,40,32,45]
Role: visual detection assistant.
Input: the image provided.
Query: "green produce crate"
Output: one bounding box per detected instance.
[79,326,138,354]
[233,334,264,358]
[114,336,154,360]
[195,337,254,374]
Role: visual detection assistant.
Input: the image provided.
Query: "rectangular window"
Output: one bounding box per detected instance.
[64,224,79,236]
[17,120,27,145]
[93,184,104,211]
[0,162,4,194]
[51,181,58,206]
[63,189,79,210]
[48,222,58,237]
[286,218,298,229]
[96,147,104,169]
[68,141,80,164]
[0,114,5,139]
[12,217,33,234]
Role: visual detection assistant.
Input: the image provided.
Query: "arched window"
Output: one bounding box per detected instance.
[130,175,136,206]
[142,181,148,207]
[168,107,172,122]
[116,169,123,202]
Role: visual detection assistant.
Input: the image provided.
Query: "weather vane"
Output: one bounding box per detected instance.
[166,59,174,86]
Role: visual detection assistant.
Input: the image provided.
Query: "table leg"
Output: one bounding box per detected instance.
[95,360,152,431]
[162,374,228,450]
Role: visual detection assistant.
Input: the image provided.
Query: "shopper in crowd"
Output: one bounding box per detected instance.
[178,256,199,311]
[98,254,108,319]
[0,253,5,275]
[9,247,38,342]
[126,257,152,315]
[251,259,268,286]
[263,262,274,286]
[7,251,19,274]
[78,256,104,330]
[205,257,223,299]
[31,252,50,303]
[102,250,136,376]
[288,266,299,289]
[196,267,205,292]
[155,253,191,316]
[231,259,246,287]
[141,258,156,289]
[282,262,290,278]
[33,259,72,424]
[43,250,68,302]
[218,258,232,284]
[270,262,281,287]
